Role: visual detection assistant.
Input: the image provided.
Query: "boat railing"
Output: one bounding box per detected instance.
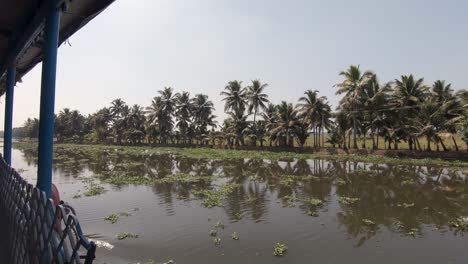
[0,154,96,264]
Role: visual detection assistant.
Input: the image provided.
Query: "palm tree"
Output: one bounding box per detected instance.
[126,104,146,144]
[109,98,129,144]
[246,80,269,128]
[392,75,429,150]
[335,65,374,149]
[192,94,217,144]
[221,80,247,114]
[363,75,390,149]
[270,101,299,147]
[175,91,193,143]
[297,90,332,148]
[225,110,248,146]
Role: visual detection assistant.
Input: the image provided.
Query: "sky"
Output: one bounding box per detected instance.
[2,0,468,127]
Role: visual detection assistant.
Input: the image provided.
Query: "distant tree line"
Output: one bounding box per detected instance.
[15,65,468,151]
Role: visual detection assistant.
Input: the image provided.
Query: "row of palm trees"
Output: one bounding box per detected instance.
[15,65,468,151]
[331,66,467,151]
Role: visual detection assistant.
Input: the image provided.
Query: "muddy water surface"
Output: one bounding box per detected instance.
[11,147,468,264]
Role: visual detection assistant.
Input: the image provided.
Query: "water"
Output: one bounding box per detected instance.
[11,147,468,264]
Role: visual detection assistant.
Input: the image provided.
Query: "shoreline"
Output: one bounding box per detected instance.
[12,142,468,168]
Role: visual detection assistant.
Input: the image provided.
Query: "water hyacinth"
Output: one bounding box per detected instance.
[273,243,287,257]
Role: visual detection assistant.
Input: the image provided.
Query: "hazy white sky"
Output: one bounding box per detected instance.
[2,0,468,127]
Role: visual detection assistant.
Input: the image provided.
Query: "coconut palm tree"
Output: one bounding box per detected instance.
[192,94,217,144]
[175,91,192,143]
[246,80,269,128]
[335,65,374,149]
[221,80,247,114]
[363,74,390,149]
[392,75,429,150]
[297,90,332,148]
[269,101,299,147]
[109,98,129,144]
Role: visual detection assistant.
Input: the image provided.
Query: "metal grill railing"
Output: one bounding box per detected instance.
[0,155,96,264]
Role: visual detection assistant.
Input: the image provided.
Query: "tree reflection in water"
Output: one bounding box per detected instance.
[18,147,468,245]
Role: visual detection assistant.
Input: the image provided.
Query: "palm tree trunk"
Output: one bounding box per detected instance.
[452,135,459,151]
[416,138,422,151]
[439,138,448,151]
[371,129,376,150]
[362,130,366,149]
[375,131,378,149]
[318,126,321,148]
[353,116,358,149]
[322,126,325,147]
[427,136,431,151]
[348,132,351,149]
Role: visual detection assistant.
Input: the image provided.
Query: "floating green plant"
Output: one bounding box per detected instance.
[308,210,319,217]
[401,179,416,186]
[116,232,138,240]
[281,195,297,208]
[362,219,376,226]
[397,202,415,208]
[155,174,216,184]
[209,229,217,236]
[213,237,221,246]
[83,182,106,197]
[193,183,240,208]
[279,175,296,186]
[448,217,468,232]
[338,196,360,205]
[336,179,347,186]
[304,198,323,207]
[104,214,119,224]
[234,212,242,220]
[214,221,224,229]
[273,243,287,257]
[392,220,404,229]
[231,232,239,240]
[14,142,468,168]
[407,228,419,237]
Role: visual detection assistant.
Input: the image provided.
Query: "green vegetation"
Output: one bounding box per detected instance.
[83,181,106,197]
[407,228,419,237]
[397,202,415,209]
[281,195,297,208]
[104,214,119,224]
[214,221,224,229]
[193,183,240,208]
[15,70,468,155]
[209,229,217,237]
[230,232,239,240]
[338,196,360,205]
[362,219,376,226]
[304,198,323,207]
[448,217,468,232]
[13,142,468,168]
[104,211,131,224]
[273,243,288,257]
[213,237,221,246]
[116,232,139,240]
[155,174,216,184]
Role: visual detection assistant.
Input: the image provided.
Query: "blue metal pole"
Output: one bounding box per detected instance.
[37,0,60,198]
[4,67,16,165]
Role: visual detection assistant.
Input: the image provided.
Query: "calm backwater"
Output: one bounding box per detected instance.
[11,147,468,264]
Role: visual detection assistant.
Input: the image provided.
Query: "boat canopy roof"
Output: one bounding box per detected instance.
[0,0,114,95]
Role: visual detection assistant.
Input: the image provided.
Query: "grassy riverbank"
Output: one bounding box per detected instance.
[13,142,468,168]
